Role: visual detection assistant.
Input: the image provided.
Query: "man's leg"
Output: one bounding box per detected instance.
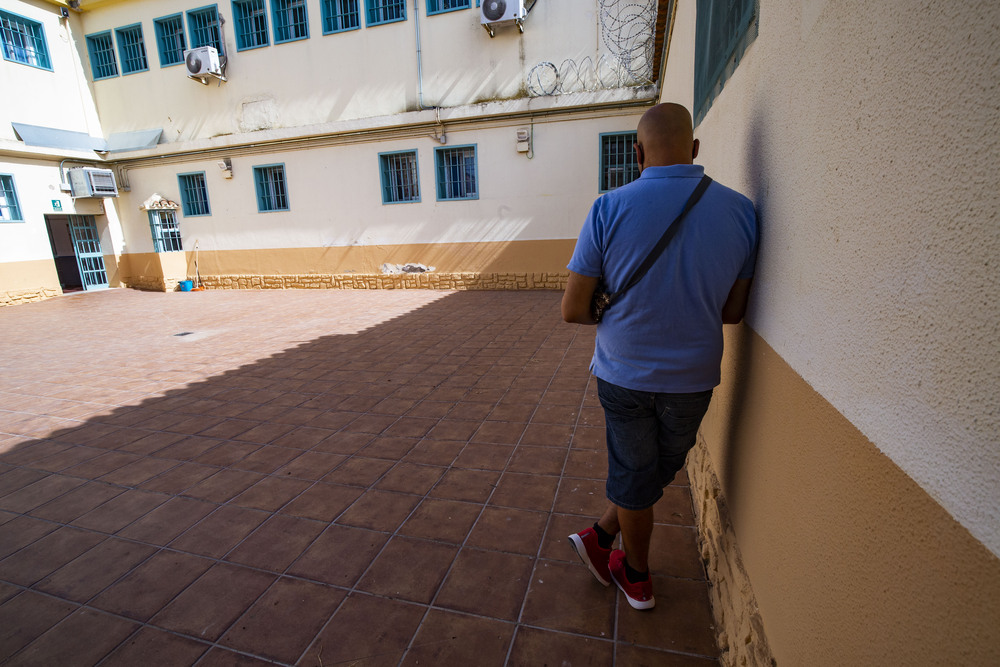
[616,505,654,574]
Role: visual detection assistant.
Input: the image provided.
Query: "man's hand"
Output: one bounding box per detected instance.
[562,271,600,325]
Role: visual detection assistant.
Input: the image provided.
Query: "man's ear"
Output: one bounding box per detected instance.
[634,143,644,169]
[692,138,700,161]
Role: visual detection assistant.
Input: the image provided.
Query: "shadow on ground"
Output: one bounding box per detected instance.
[0,288,718,666]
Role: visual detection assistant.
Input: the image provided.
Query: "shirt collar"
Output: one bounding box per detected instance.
[638,164,705,179]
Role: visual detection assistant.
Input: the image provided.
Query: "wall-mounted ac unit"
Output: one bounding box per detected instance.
[481,0,528,36]
[68,167,118,198]
[184,46,223,81]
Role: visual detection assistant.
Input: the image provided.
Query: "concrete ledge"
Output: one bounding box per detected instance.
[185,272,569,291]
[688,437,776,667]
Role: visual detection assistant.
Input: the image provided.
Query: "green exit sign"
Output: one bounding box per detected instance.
[52,200,62,211]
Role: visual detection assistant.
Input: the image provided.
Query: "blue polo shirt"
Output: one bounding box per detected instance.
[568,164,758,393]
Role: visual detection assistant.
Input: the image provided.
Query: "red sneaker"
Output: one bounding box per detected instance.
[609,549,655,610]
[568,527,611,586]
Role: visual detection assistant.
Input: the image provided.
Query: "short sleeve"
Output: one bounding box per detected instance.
[567,198,604,278]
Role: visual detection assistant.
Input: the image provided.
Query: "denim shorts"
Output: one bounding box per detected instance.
[597,377,713,510]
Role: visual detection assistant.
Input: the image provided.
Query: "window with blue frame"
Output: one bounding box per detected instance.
[86,31,118,79]
[148,210,183,252]
[154,14,186,66]
[427,0,470,15]
[232,0,269,50]
[115,24,148,74]
[272,0,309,43]
[0,175,24,222]
[322,0,360,33]
[188,6,223,52]
[178,173,211,216]
[379,151,420,204]
[599,132,639,192]
[365,0,406,27]
[253,164,289,212]
[1,10,51,70]
[694,0,758,126]
[435,145,478,201]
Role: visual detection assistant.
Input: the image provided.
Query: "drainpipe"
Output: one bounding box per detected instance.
[414,0,428,110]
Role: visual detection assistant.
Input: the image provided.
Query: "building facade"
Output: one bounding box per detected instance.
[1,0,664,301]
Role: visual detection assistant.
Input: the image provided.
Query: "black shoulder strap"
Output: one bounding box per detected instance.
[611,174,712,299]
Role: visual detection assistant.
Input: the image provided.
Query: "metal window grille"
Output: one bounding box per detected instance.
[115,24,148,74]
[600,132,639,192]
[427,0,469,14]
[694,0,758,126]
[0,175,23,222]
[68,216,108,289]
[233,0,269,49]
[154,15,186,66]
[435,146,477,201]
[322,0,360,33]
[366,0,406,26]
[1,11,51,69]
[188,7,223,52]
[254,165,289,212]
[148,210,183,253]
[379,151,419,204]
[86,32,118,79]
[179,173,211,216]
[273,0,309,42]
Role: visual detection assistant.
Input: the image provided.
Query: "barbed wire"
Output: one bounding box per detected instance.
[527,0,657,97]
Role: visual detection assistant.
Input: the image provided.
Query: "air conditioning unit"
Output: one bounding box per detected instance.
[68,167,118,198]
[184,45,222,80]
[481,0,527,36]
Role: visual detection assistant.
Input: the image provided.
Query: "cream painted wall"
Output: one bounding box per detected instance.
[663,1,1000,553]
[114,111,644,259]
[78,0,639,141]
[0,1,103,144]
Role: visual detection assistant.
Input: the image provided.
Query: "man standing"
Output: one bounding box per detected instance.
[562,103,758,610]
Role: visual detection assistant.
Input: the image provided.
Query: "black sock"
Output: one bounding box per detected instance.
[624,558,649,584]
[592,522,615,549]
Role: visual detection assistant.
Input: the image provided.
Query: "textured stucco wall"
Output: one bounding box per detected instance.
[668,0,1000,555]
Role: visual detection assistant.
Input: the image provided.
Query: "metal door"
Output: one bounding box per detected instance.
[67,215,108,290]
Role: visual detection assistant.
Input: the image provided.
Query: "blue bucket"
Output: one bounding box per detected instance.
[179,280,193,292]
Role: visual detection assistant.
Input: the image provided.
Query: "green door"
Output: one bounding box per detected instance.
[67,215,108,290]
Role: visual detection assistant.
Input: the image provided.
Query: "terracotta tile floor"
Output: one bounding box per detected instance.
[0,288,718,666]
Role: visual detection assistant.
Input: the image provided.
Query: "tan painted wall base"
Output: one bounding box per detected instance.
[0,259,63,307]
[194,271,568,291]
[689,324,1000,665]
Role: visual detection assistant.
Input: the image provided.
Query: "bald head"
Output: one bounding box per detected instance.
[635,103,698,168]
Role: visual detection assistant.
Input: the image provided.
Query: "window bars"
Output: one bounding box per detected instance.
[427,0,470,15]
[179,173,211,216]
[233,0,270,50]
[600,132,639,192]
[379,151,420,204]
[0,175,23,222]
[115,24,148,74]
[1,11,51,69]
[86,32,118,79]
[154,15,186,66]
[188,7,223,52]
[322,0,360,33]
[435,146,478,201]
[149,210,183,253]
[254,165,289,212]
[273,0,309,42]
[366,0,406,26]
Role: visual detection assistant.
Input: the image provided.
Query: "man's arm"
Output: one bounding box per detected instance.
[721,277,753,324]
[562,271,600,325]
